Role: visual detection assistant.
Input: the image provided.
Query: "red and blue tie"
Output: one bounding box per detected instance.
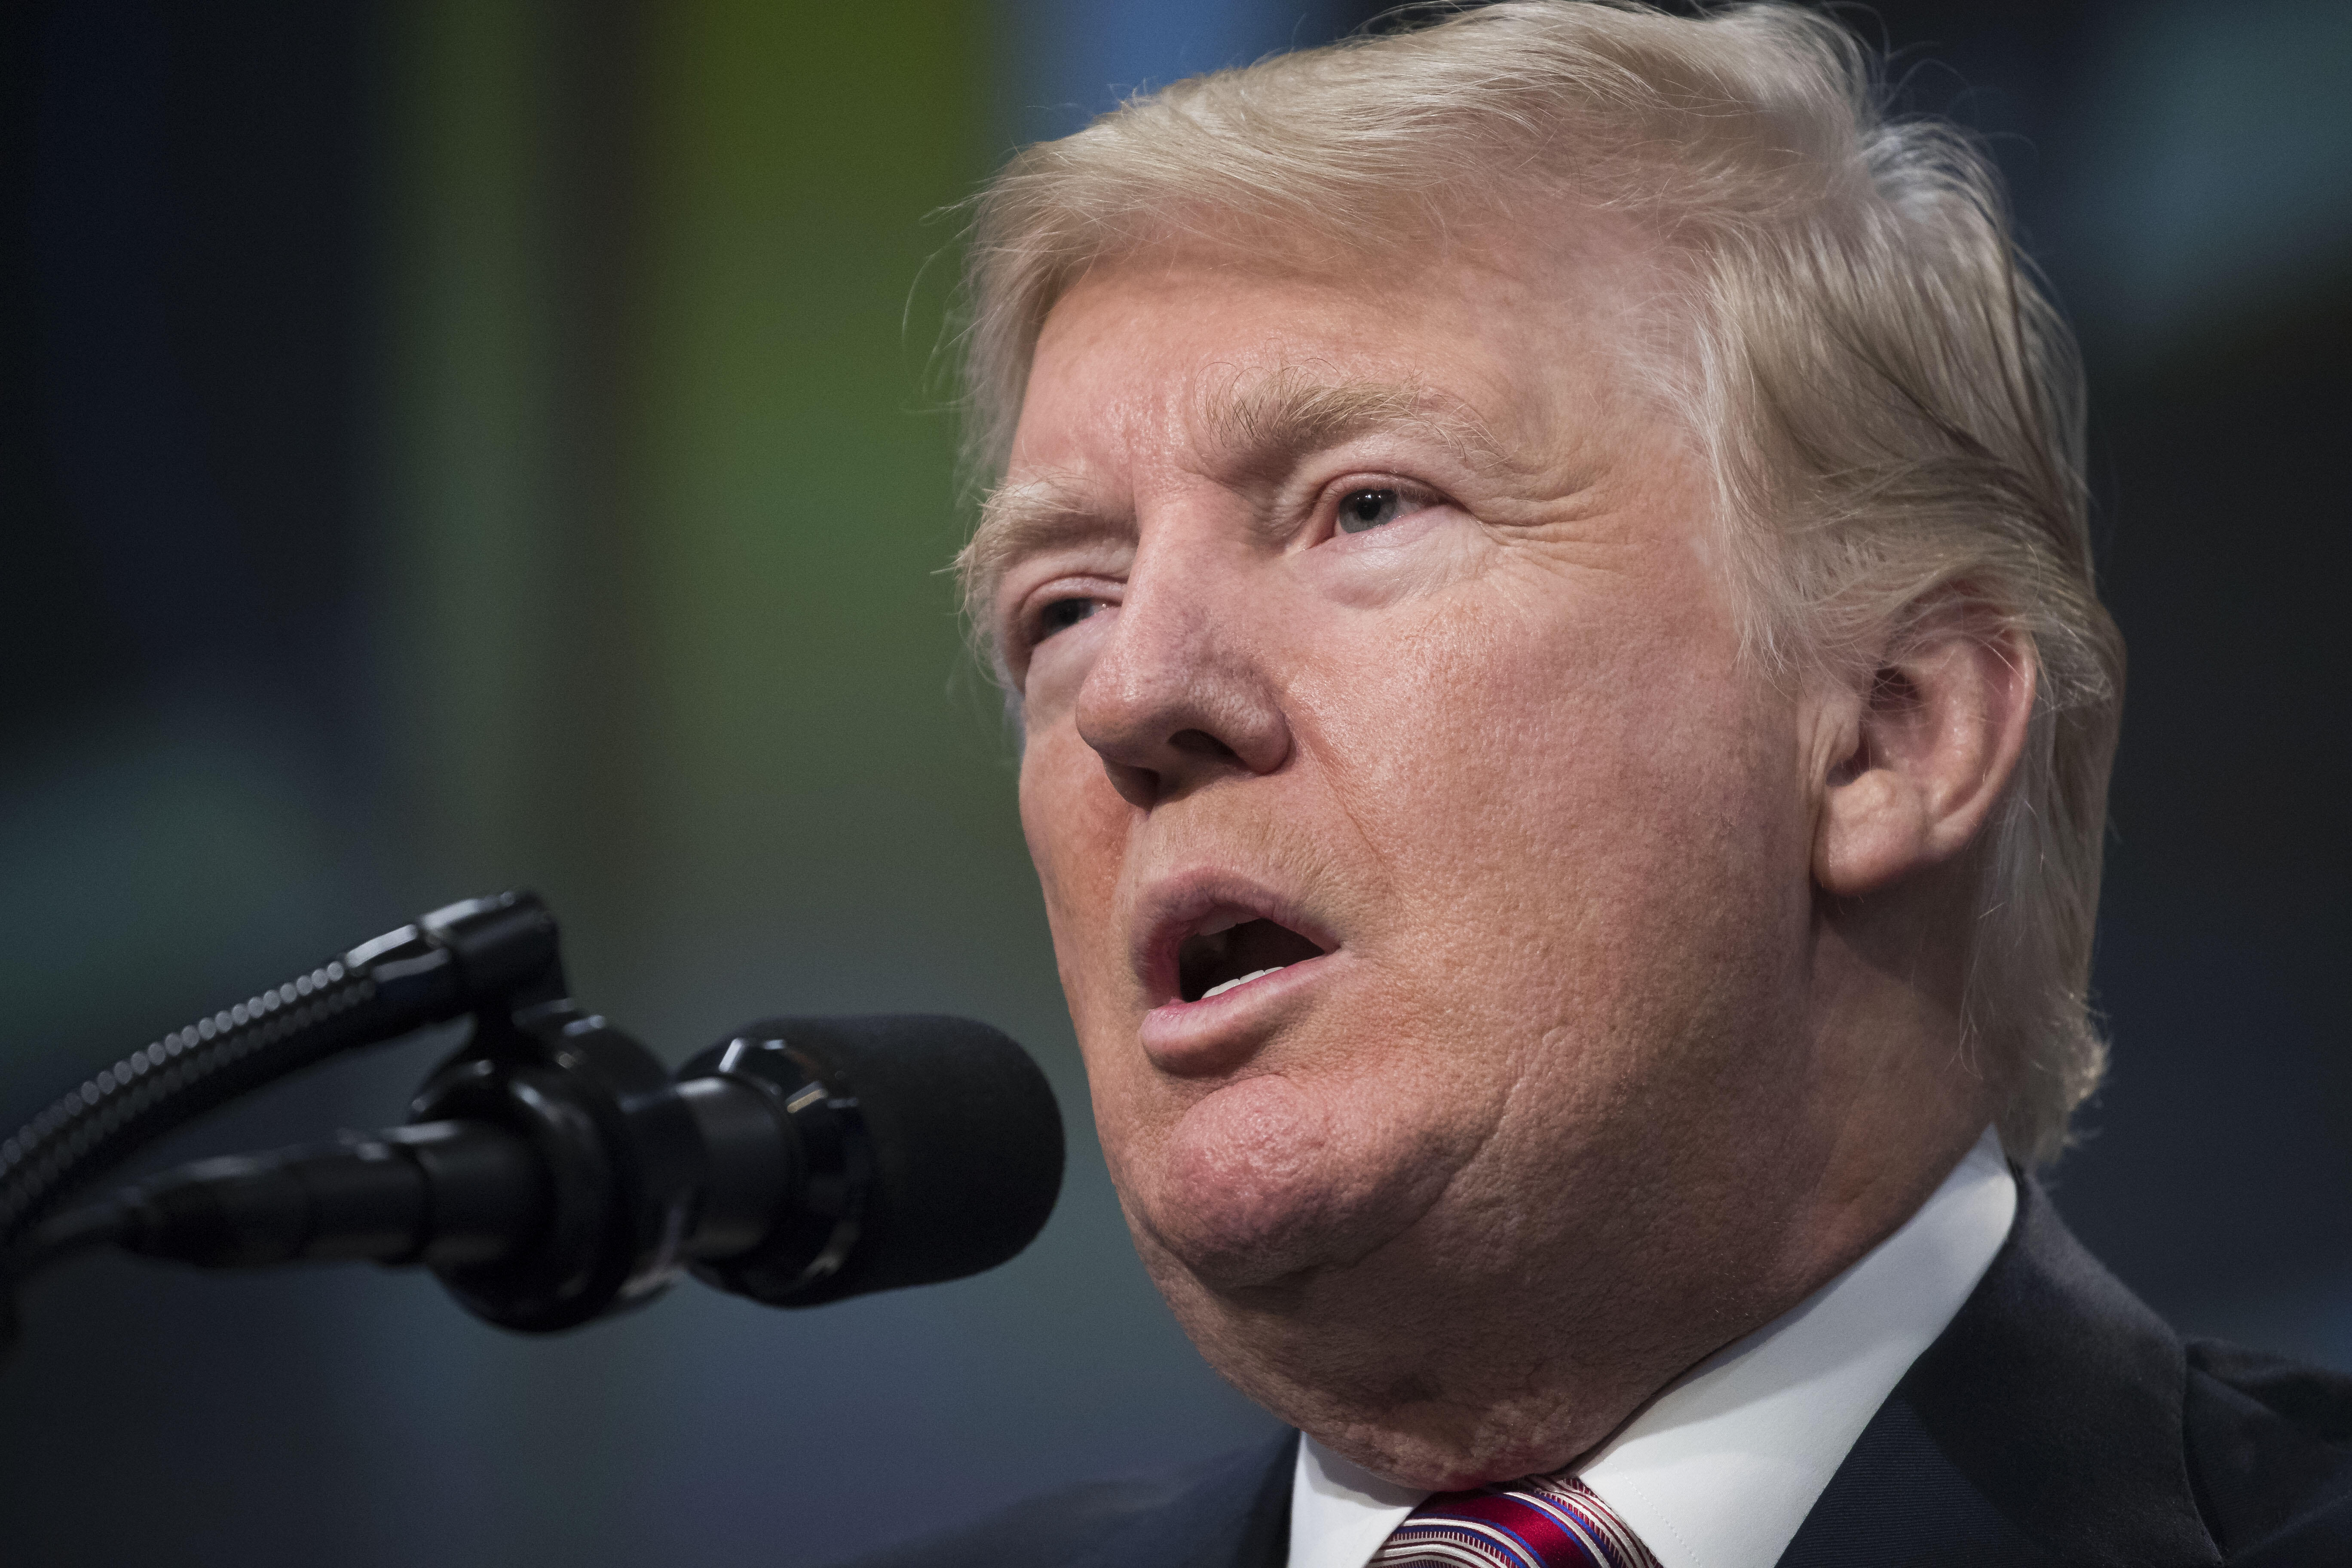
[1371,1475,1660,1568]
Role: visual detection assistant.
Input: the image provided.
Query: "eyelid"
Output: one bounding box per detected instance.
[1311,473,1448,539]
[1009,573,1120,653]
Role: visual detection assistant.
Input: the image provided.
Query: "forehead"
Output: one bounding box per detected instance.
[969,225,1663,600]
[1011,239,1594,472]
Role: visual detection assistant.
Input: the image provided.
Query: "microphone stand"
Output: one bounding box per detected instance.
[0,892,573,1348]
[1,895,1064,1360]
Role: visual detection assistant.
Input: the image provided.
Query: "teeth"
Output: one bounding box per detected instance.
[1197,915,1240,939]
[1200,967,1281,1001]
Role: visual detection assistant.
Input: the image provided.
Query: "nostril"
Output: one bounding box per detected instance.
[1170,729,1237,760]
[1101,757,1161,808]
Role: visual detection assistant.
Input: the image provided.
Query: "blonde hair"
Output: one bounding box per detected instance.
[957,0,2123,1164]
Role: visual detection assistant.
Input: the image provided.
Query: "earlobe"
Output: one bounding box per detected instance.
[1813,605,2037,898]
[1817,766,1934,895]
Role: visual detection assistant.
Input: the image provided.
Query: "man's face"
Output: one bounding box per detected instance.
[987,229,1829,1456]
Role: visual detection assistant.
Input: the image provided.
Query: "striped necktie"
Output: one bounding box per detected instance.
[1371,1475,1660,1568]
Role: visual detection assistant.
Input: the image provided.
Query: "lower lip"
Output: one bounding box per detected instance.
[1139,952,1339,1071]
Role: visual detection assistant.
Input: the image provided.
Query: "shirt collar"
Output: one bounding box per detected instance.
[1288,1127,2017,1568]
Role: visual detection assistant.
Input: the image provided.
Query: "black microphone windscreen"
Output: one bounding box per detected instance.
[717,1014,1065,1305]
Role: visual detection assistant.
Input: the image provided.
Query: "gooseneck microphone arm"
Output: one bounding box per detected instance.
[0,893,564,1263]
[1,895,1065,1357]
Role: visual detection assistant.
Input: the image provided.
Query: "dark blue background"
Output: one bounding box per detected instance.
[1,2,2345,1562]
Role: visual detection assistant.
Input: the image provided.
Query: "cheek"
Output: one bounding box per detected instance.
[1017,724,1153,1134]
[1294,587,1602,895]
[1018,727,1129,960]
[1302,558,1793,1017]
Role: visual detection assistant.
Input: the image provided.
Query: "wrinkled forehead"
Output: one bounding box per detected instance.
[969,361,1519,619]
[965,225,1679,612]
[999,194,1671,440]
[1016,355,1513,486]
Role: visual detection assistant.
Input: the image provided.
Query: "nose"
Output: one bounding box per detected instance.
[1074,542,1292,808]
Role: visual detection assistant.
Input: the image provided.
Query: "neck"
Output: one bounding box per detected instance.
[1151,900,1998,1491]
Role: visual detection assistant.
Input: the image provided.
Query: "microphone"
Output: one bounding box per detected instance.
[85,1011,1064,1329]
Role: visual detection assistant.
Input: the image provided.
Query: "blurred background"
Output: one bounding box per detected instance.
[0,0,2344,1562]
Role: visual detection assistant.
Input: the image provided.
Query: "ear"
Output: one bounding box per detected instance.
[1813,597,2037,898]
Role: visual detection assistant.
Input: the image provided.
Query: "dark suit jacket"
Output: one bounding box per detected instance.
[840,1181,2352,1566]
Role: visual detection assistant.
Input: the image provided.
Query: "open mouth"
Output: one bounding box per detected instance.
[1176,916,1329,1003]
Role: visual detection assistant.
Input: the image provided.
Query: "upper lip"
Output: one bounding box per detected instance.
[1130,870,1338,1008]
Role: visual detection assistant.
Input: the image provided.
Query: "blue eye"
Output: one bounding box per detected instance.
[1035,597,1098,639]
[1338,487,1407,533]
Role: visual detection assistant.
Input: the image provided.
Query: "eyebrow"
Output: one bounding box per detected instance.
[1200,371,1509,477]
[958,472,1115,626]
[960,373,1510,616]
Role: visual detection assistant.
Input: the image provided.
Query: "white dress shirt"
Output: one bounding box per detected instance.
[1287,1126,2018,1568]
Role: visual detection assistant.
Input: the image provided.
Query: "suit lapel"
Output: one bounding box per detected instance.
[1779,1178,2220,1566]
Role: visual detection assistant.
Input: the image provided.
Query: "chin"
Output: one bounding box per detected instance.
[1124,1071,1433,1292]
[1135,1124,1344,1292]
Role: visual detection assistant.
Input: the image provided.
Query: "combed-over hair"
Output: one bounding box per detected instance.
[956,0,2125,1164]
